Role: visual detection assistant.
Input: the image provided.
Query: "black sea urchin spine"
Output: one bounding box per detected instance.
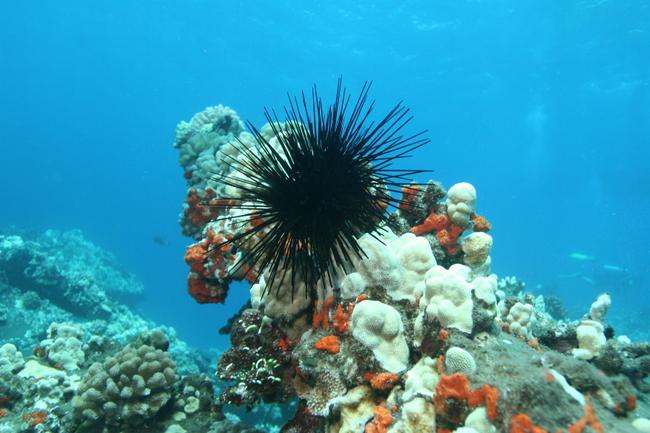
[213,79,429,299]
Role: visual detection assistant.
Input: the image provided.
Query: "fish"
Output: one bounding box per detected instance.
[602,264,626,273]
[152,235,169,246]
[569,252,596,261]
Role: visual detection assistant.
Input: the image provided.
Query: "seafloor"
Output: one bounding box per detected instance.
[1,104,649,433]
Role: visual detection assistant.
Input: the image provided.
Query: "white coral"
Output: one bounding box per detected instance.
[446,182,476,227]
[351,300,409,373]
[0,343,24,376]
[506,302,534,339]
[461,232,492,268]
[40,322,85,372]
[573,319,606,360]
[416,264,474,334]
[342,229,435,302]
[589,293,611,322]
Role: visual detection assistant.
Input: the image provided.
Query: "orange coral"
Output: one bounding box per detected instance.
[438,328,449,342]
[447,224,463,239]
[187,275,227,304]
[471,214,492,232]
[568,401,603,433]
[312,296,334,329]
[314,335,340,354]
[22,411,48,427]
[333,304,353,333]
[410,211,450,236]
[626,394,637,411]
[544,370,556,383]
[356,294,368,303]
[364,372,401,390]
[184,243,207,273]
[365,405,393,433]
[250,213,264,228]
[0,408,7,417]
[434,224,463,255]
[236,262,260,284]
[436,355,445,374]
[528,338,541,352]
[468,384,499,420]
[184,188,221,228]
[399,185,420,211]
[435,373,499,421]
[509,414,548,433]
[436,229,454,247]
[276,336,295,352]
[435,373,472,414]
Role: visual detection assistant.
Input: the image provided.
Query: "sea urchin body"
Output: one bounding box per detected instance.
[215,79,429,299]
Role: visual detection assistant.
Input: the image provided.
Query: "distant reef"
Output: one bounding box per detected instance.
[0,228,282,433]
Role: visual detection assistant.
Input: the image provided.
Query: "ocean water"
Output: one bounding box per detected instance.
[1,0,648,350]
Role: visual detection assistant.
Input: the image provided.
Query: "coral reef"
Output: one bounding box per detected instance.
[173,102,650,433]
[0,228,208,376]
[0,228,238,432]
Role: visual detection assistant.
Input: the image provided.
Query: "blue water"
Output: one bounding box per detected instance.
[1,1,649,349]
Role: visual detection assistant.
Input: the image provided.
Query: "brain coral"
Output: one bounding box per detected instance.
[444,346,477,375]
[72,343,177,428]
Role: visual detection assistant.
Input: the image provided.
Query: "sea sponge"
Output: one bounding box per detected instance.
[446,182,477,228]
[314,335,341,354]
[461,232,493,268]
[416,264,474,334]
[445,347,477,375]
[72,343,177,428]
[351,300,409,373]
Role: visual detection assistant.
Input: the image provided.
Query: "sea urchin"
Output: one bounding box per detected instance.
[216,79,429,299]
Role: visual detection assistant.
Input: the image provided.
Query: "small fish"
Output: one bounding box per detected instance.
[602,264,626,273]
[152,235,169,246]
[569,252,596,261]
[581,276,595,285]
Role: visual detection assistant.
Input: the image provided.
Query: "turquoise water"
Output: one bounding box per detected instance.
[1,1,648,348]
